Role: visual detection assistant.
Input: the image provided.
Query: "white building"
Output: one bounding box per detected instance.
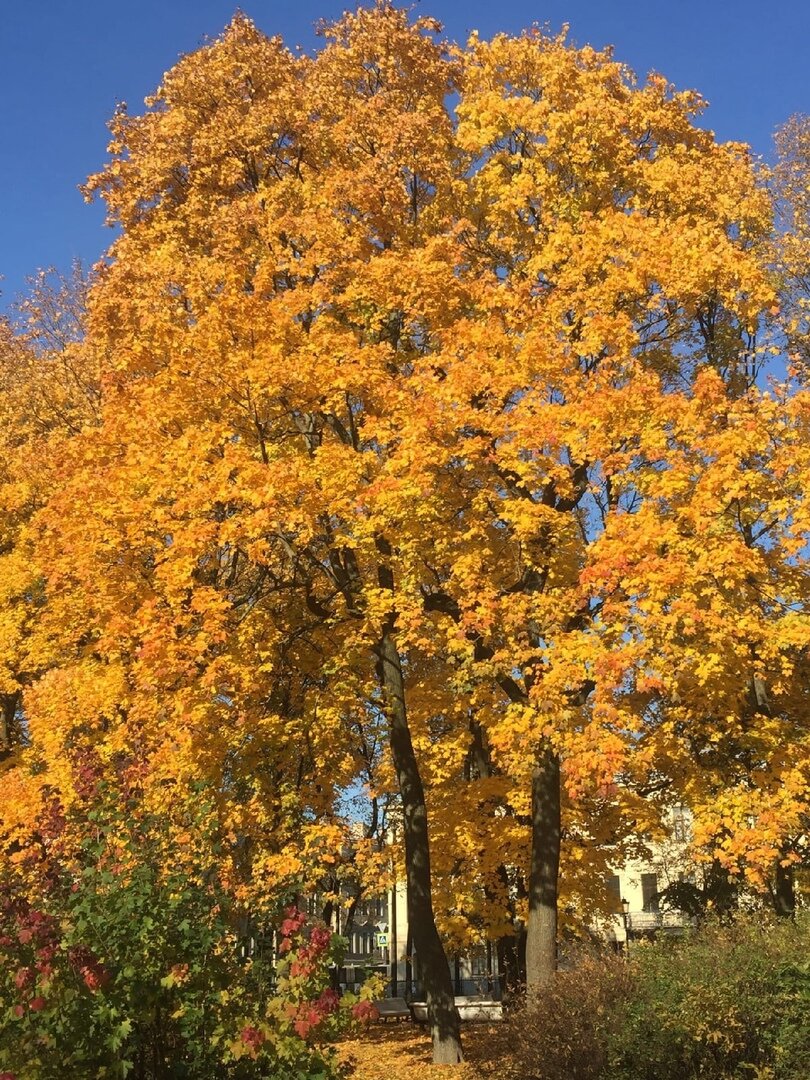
[320,804,696,997]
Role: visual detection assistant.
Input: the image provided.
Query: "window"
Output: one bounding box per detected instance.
[641,873,659,913]
[607,874,622,908]
[469,947,489,977]
[672,807,688,842]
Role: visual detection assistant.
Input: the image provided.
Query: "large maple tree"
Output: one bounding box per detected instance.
[1,4,807,1068]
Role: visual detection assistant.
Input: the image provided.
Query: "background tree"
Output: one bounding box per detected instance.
[0,266,101,774]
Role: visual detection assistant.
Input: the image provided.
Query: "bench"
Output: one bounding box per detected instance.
[374,997,412,1022]
[409,996,503,1024]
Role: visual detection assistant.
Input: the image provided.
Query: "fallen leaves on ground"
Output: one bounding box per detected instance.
[338,1022,505,1079]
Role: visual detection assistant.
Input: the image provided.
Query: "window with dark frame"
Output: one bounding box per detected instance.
[607,874,622,910]
[641,872,660,913]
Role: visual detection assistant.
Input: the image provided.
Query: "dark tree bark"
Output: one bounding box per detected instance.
[525,746,560,999]
[377,544,462,1065]
[405,923,414,999]
[0,692,20,761]
[774,857,796,919]
[496,921,526,1004]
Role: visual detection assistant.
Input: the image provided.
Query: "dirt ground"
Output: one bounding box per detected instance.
[337,1022,506,1080]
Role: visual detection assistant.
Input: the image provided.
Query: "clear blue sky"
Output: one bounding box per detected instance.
[2,1,809,312]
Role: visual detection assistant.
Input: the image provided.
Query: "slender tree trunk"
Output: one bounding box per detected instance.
[376,544,462,1064]
[470,724,527,1005]
[0,692,19,761]
[525,745,560,1001]
[343,893,360,940]
[405,924,413,999]
[322,897,335,928]
[495,923,526,1005]
[774,858,796,919]
[390,879,398,997]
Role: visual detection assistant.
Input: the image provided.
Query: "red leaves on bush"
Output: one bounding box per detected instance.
[289,958,316,979]
[66,945,110,993]
[317,987,340,1015]
[350,1000,380,1024]
[279,906,307,938]
[309,925,331,953]
[14,968,34,991]
[293,1018,311,1039]
[81,964,110,992]
[240,1025,265,1053]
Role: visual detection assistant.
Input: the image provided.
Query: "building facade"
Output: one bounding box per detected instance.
[321,804,695,997]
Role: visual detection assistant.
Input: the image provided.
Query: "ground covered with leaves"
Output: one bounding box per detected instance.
[338,1023,503,1080]
[340,918,810,1080]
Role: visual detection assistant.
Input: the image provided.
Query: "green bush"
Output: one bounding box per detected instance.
[477,918,810,1080]
[609,916,810,1080]
[0,778,374,1079]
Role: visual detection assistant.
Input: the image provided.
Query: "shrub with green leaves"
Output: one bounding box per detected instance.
[476,918,810,1080]
[608,916,810,1080]
[0,779,375,1079]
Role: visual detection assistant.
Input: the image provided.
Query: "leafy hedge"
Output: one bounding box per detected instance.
[485,916,810,1080]
[610,917,810,1080]
[0,781,376,1079]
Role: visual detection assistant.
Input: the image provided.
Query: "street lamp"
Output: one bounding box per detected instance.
[621,898,631,954]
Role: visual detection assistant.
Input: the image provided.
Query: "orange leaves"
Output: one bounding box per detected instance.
[2,4,808,938]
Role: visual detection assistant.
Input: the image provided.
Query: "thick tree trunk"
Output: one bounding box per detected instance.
[376,558,462,1063]
[525,745,560,1001]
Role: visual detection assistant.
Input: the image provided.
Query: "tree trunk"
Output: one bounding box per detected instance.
[470,720,527,1005]
[774,857,796,919]
[0,692,19,761]
[405,923,413,999]
[525,745,560,1000]
[496,922,526,1005]
[376,570,462,1063]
